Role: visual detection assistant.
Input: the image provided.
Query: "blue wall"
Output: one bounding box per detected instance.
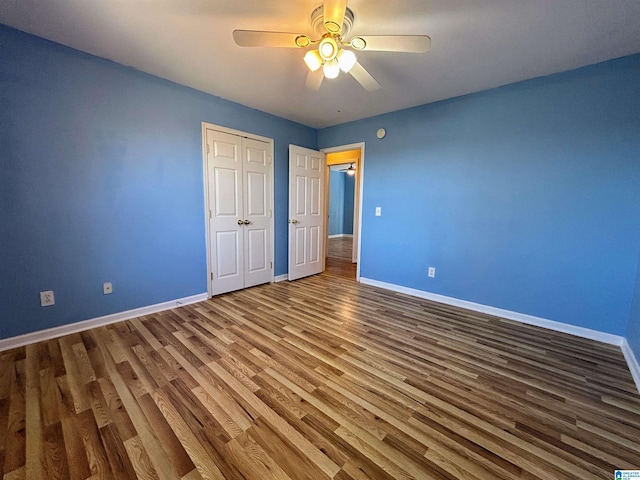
[0,25,316,339]
[329,171,345,235]
[319,54,640,338]
[328,170,355,236]
[343,173,355,235]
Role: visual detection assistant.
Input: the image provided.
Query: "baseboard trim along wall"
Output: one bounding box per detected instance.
[360,277,640,394]
[274,274,288,282]
[0,292,208,352]
[328,234,354,239]
[621,339,640,394]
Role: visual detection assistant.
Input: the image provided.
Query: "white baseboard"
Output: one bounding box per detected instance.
[359,278,623,345]
[328,234,353,238]
[359,277,640,393]
[0,292,208,352]
[621,339,640,394]
[274,274,288,282]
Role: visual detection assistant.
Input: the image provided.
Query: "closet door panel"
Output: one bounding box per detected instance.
[206,129,245,295]
[242,138,272,288]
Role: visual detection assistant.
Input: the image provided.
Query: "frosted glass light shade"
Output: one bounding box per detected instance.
[304,50,323,72]
[323,59,340,79]
[337,49,356,72]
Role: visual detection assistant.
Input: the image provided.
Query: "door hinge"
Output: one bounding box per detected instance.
[209,210,212,219]
[206,144,210,154]
[210,272,213,280]
[270,261,273,269]
[268,210,272,218]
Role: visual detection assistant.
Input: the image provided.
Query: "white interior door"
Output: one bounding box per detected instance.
[205,128,272,295]
[242,138,272,288]
[288,145,325,281]
[207,130,244,295]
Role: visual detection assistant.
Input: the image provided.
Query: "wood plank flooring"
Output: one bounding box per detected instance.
[327,237,353,261]
[326,237,356,280]
[1,274,639,479]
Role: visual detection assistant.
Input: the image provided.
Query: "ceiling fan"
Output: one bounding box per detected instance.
[340,163,356,175]
[232,0,431,92]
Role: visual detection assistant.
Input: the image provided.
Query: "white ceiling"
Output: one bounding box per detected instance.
[2,1,640,128]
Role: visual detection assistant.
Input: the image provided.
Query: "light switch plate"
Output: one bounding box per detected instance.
[375,207,381,216]
[103,282,113,295]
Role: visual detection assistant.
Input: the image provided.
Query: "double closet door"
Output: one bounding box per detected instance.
[205,128,272,296]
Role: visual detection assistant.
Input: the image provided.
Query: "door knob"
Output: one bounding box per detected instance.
[289,219,298,224]
[237,219,243,225]
[243,220,251,225]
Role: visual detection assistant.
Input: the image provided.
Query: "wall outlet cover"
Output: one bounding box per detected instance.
[103,282,113,295]
[40,290,55,307]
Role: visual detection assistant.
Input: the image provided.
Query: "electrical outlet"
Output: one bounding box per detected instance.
[428,267,436,278]
[40,290,55,307]
[103,282,113,295]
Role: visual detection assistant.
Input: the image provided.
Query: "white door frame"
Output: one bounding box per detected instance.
[202,122,275,297]
[321,142,365,281]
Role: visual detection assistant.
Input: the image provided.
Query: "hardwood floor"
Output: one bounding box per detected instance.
[1,274,639,479]
[327,236,353,261]
[326,236,356,280]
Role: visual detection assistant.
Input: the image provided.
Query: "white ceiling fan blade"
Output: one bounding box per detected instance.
[351,35,431,53]
[323,0,348,33]
[233,30,308,48]
[306,69,324,91]
[349,61,381,92]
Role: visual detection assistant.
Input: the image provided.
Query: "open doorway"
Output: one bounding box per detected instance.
[327,163,357,279]
[323,146,362,280]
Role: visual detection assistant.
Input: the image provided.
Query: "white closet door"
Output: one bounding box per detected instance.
[206,130,245,295]
[205,128,272,295]
[242,138,272,288]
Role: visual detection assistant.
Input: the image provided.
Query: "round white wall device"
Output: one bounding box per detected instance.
[376,128,386,139]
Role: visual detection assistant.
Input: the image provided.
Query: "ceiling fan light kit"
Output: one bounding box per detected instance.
[304,49,323,71]
[323,59,340,79]
[232,0,430,91]
[319,36,338,60]
[337,49,357,72]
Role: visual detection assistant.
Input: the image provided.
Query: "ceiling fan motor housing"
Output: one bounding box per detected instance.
[311,5,354,37]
